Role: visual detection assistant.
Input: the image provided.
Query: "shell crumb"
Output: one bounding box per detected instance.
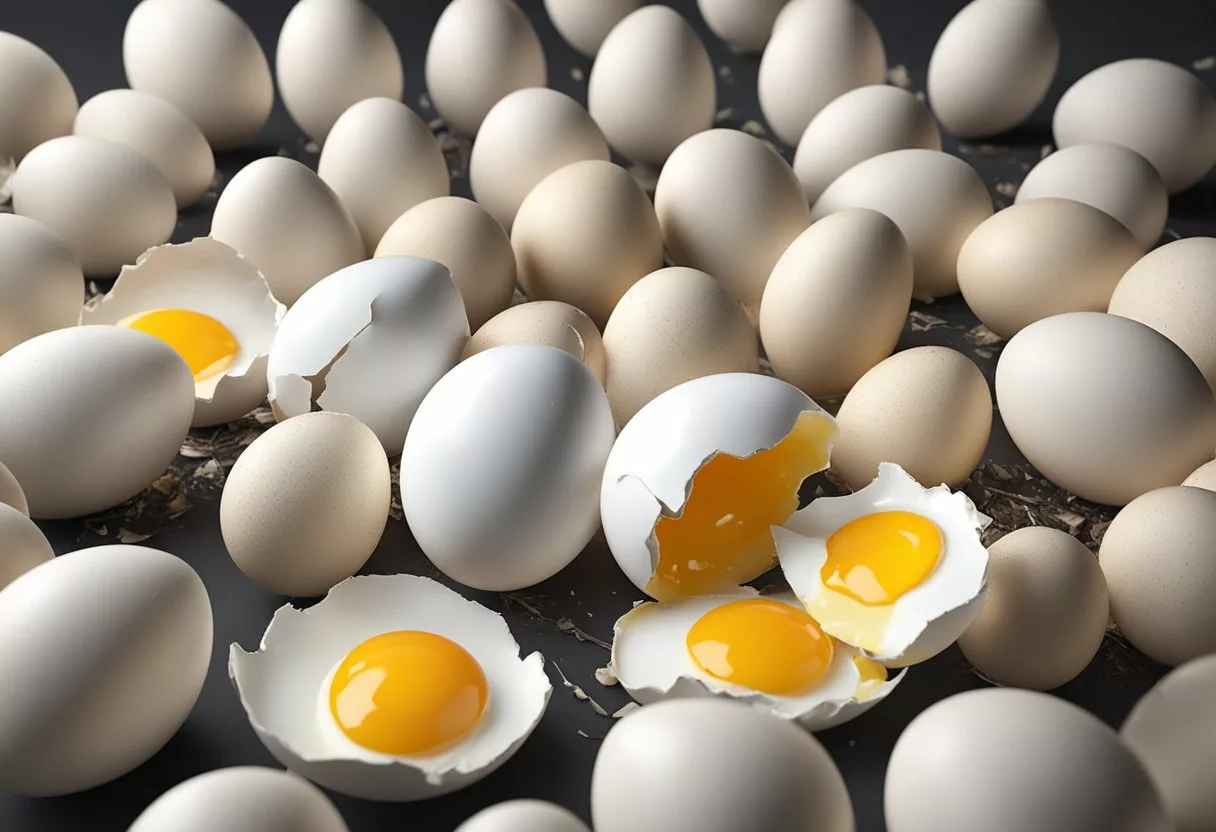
[612,703,640,719]
[1040,144,1054,159]
[569,67,585,83]
[1193,56,1216,71]
[886,64,911,89]
[741,120,767,137]
[418,93,432,111]
[715,107,735,124]
[594,665,619,687]
[995,181,1018,199]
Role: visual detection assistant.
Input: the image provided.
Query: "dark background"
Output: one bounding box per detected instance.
[1,1,1214,830]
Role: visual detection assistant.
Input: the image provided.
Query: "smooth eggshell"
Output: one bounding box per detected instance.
[0,502,53,591]
[457,800,590,832]
[463,301,606,383]
[0,213,82,357]
[543,0,640,58]
[697,0,787,54]
[0,32,77,162]
[1183,458,1216,491]
[0,460,27,516]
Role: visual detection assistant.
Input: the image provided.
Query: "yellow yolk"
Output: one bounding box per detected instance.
[685,598,834,696]
[853,655,889,701]
[328,631,489,757]
[649,412,835,602]
[821,511,943,605]
[118,308,239,382]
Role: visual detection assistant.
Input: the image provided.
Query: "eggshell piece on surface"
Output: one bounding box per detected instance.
[0,502,53,591]
[0,461,27,516]
[0,32,77,163]
[0,213,83,357]
[463,301,606,384]
[456,799,590,832]
[697,0,787,54]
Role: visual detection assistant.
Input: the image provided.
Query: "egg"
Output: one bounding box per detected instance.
[957,198,1144,339]
[995,312,1216,506]
[602,373,837,601]
[0,326,195,519]
[587,5,715,168]
[80,238,285,427]
[1015,143,1168,249]
[0,32,77,162]
[793,85,942,205]
[697,0,787,54]
[0,460,26,515]
[1183,458,1216,491]
[1122,654,1216,832]
[1108,237,1216,395]
[457,802,589,832]
[229,574,552,801]
[1099,486,1216,666]
[210,157,362,305]
[11,135,175,277]
[926,0,1059,138]
[812,148,993,301]
[603,267,758,429]
[0,213,82,356]
[0,502,53,591]
[276,0,403,144]
[463,301,606,384]
[73,89,215,209]
[655,130,810,320]
[318,97,449,255]
[470,88,610,233]
[401,344,614,590]
[957,527,1108,690]
[123,0,274,150]
[885,688,1169,832]
[0,545,212,796]
[267,257,469,456]
[760,208,913,399]
[758,0,887,146]
[425,0,546,137]
[1053,58,1216,194]
[375,197,515,331]
[512,160,663,328]
[543,0,640,58]
[591,698,854,832]
[128,767,349,832]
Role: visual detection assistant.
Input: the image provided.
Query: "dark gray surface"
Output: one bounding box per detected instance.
[1,1,1213,830]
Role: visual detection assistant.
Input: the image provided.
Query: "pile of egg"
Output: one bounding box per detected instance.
[1,0,1215,829]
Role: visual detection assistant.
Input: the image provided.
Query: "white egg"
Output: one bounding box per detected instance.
[267,256,469,456]
[601,373,837,602]
[0,213,82,357]
[457,799,590,832]
[81,238,284,427]
[543,0,640,58]
[0,32,77,163]
[0,460,27,516]
[229,574,552,802]
[774,462,990,667]
[697,0,788,54]
[0,502,53,591]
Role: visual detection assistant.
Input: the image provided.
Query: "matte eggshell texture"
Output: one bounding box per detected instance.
[456,799,590,832]
[401,344,615,591]
[1122,654,1216,832]
[0,32,77,162]
[587,6,715,168]
[0,502,53,591]
[543,0,640,58]
[0,326,195,519]
[884,689,1170,832]
[0,460,27,516]
[0,213,83,357]
[995,312,1216,506]
[1183,458,1216,491]
[123,0,273,150]
[463,301,606,384]
[592,699,855,832]
[697,0,787,54]
[1098,486,1216,666]
[0,545,212,797]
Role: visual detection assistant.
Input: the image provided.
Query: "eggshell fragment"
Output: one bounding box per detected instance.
[0,461,27,516]
[697,0,787,54]
[457,800,590,832]
[0,32,77,163]
[543,0,640,58]
[0,213,82,357]
[464,301,606,383]
[0,502,53,591]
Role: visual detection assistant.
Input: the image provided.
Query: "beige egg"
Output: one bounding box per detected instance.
[697,0,787,54]
[587,6,715,168]
[760,208,913,398]
[1183,458,1216,491]
[1099,486,1216,666]
[543,0,640,58]
[0,213,82,357]
[957,198,1143,339]
[602,267,757,428]
[832,346,992,490]
[375,196,515,331]
[0,460,27,516]
[0,32,77,163]
[958,527,1108,691]
[470,88,610,233]
[464,301,606,383]
[221,411,390,597]
[1108,237,1216,395]
[0,502,53,592]
[457,799,589,832]
[512,160,662,328]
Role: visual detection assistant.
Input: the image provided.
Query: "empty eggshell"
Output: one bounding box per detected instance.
[470,88,610,233]
[0,460,26,516]
[543,0,640,58]
[996,312,1216,506]
[697,0,787,54]
[457,800,590,832]
[812,148,993,301]
[0,502,53,591]
[655,129,810,320]
[123,0,274,150]
[375,196,515,331]
[1053,58,1216,194]
[587,5,715,168]
[512,160,663,328]
[1183,458,1216,491]
[0,213,82,357]
[957,527,1108,690]
[603,267,758,429]
[926,0,1059,138]
[319,97,449,254]
[760,208,913,399]
[0,32,77,163]
[425,0,546,137]
[276,0,403,144]
[1015,143,1168,249]
[758,0,886,146]
[210,156,364,305]
[463,301,606,383]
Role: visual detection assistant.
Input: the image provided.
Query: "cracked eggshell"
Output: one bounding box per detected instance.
[0,32,77,163]
[229,575,552,802]
[697,0,787,54]
[0,502,53,591]
[463,301,606,384]
[81,238,285,427]
[543,0,640,58]
[267,256,469,456]
[0,213,83,357]
[0,461,27,516]
[457,799,590,832]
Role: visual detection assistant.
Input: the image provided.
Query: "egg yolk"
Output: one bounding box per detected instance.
[118,308,239,382]
[649,411,835,602]
[820,511,943,605]
[686,598,835,696]
[328,631,489,757]
[853,655,889,701]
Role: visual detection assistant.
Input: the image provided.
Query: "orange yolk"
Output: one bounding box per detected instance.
[821,511,944,605]
[118,308,239,382]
